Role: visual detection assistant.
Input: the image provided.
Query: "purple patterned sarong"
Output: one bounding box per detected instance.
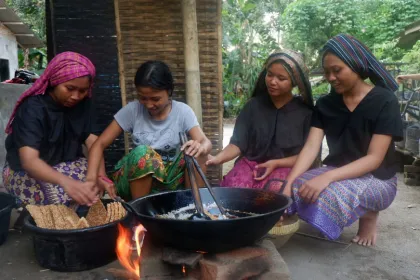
[2,157,87,206]
[290,166,397,240]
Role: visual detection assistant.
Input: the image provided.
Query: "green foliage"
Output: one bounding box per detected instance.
[312,82,329,99]
[222,0,292,117]
[223,0,420,117]
[223,92,248,118]
[281,0,420,66]
[5,0,46,71]
[401,41,420,74]
[18,48,47,74]
[6,0,46,42]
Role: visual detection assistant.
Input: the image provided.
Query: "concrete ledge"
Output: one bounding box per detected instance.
[0,83,30,182]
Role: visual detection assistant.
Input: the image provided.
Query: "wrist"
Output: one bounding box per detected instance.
[323,171,335,184]
[86,174,97,183]
[58,175,72,187]
[216,154,225,164]
[271,159,281,168]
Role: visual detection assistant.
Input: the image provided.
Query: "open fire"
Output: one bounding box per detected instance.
[115,224,146,278]
[110,225,289,280]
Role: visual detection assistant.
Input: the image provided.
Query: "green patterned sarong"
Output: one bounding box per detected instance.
[112,145,185,200]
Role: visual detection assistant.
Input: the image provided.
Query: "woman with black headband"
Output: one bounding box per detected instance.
[207,50,313,191]
[284,34,403,246]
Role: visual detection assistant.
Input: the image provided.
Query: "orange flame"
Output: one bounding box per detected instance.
[116,224,146,278]
[182,264,186,276]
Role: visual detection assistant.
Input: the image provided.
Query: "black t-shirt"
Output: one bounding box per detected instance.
[312,86,403,180]
[230,95,313,163]
[5,94,100,171]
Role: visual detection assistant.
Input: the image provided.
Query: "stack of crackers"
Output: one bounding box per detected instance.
[26,201,127,230]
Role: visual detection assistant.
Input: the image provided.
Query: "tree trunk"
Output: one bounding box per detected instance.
[24,48,29,69]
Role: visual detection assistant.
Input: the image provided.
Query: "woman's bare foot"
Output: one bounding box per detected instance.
[352,211,378,246]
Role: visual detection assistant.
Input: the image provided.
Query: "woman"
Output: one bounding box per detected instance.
[284,34,403,246]
[86,61,212,201]
[207,50,313,190]
[2,52,111,206]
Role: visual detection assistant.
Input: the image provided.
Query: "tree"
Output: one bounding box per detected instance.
[281,0,420,67]
[6,0,46,43]
[222,0,292,116]
[282,0,361,67]
[5,0,46,72]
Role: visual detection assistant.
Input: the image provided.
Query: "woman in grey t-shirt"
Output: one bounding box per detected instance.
[86,61,212,200]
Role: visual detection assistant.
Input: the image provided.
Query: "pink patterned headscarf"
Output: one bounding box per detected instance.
[5,51,96,134]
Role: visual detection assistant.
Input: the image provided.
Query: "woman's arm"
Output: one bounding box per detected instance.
[85,134,117,198]
[182,126,213,157]
[253,155,298,180]
[206,144,241,166]
[322,134,392,182]
[299,134,392,203]
[397,74,420,82]
[283,127,325,195]
[86,120,123,182]
[270,156,298,168]
[19,147,98,205]
[85,134,106,177]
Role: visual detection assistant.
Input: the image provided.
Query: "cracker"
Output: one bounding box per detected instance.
[109,202,115,222]
[110,202,118,222]
[114,202,121,221]
[50,205,68,230]
[117,202,125,220]
[65,216,78,229]
[58,205,79,228]
[114,202,121,222]
[42,205,56,229]
[86,200,107,227]
[106,203,112,223]
[26,205,47,229]
[76,217,90,229]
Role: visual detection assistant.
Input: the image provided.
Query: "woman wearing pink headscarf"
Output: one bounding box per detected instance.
[2,52,114,206]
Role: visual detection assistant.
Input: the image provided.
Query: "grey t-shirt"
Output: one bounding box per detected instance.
[114,100,199,161]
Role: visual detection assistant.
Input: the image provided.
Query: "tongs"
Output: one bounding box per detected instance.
[179,132,227,220]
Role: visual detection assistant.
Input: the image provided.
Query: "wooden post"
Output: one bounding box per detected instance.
[114,0,130,154]
[216,0,223,181]
[46,0,57,61]
[181,0,202,125]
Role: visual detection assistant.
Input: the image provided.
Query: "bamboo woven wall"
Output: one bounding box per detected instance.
[116,0,223,183]
[47,0,126,172]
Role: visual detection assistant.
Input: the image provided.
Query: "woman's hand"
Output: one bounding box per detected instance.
[181,140,206,158]
[61,178,99,206]
[396,75,407,83]
[97,176,117,199]
[282,181,293,198]
[254,160,278,180]
[205,154,221,166]
[298,173,332,203]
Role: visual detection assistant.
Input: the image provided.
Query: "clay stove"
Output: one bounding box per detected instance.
[139,236,291,280]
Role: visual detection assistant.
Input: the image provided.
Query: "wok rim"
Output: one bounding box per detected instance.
[130,187,293,223]
[0,193,17,214]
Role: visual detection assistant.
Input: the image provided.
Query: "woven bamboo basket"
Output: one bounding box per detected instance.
[268,214,300,248]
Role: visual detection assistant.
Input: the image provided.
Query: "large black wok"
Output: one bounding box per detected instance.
[130,179,291,253]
